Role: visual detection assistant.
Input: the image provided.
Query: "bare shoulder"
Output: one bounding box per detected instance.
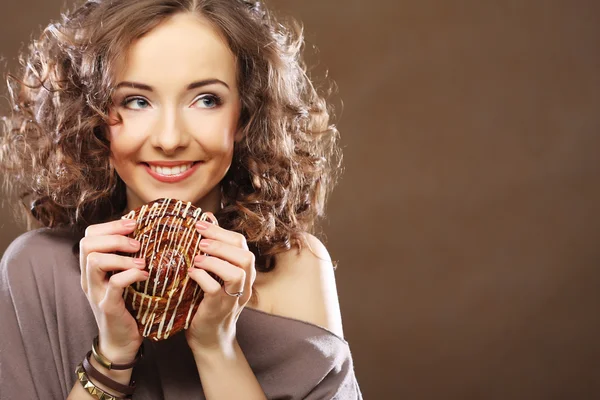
[253,233,344,338]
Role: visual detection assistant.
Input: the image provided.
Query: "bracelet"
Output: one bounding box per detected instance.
[83,351,136,396]
[92,336,144,370]
[75,362,130,400]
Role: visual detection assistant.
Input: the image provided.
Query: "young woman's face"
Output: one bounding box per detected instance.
[108,13,241,213]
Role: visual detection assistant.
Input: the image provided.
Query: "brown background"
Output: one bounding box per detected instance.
[2,1,600,399]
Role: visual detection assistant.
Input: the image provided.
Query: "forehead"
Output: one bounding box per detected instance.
[117,13,237,89]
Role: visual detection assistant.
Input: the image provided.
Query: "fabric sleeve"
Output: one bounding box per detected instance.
[302,337,363,400]
[236,308,363,400]
[0,230,68,399]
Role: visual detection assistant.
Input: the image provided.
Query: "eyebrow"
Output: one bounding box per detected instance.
[114,79,230,91]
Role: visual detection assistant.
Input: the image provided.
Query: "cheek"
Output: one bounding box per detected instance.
[108,125,130,161]
[108,120,147,162]
[191,114,238,155]
[204,131,235,163]
[214,129,235,152]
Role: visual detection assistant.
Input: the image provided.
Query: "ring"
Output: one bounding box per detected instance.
[224,288,244,297]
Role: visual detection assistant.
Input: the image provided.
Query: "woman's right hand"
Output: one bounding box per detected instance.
[79,218,149,363]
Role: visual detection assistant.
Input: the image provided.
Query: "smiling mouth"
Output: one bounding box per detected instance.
[141,161,201,177]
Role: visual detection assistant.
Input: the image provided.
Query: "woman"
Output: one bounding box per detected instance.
[0,0,361,399]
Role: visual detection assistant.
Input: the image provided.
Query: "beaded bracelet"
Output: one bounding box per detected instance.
[75,362,130,400]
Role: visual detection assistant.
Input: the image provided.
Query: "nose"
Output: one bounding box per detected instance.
[150,107,190,155]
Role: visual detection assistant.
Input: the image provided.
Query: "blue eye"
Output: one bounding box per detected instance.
[193,94,222,109]
[122,97,150,110]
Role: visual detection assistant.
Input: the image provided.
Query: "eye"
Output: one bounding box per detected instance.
[122,96,151,110]
[192,94,222,109]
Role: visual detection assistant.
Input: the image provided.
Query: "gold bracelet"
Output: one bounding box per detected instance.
[75,362,128,400]
[92,336,143,370]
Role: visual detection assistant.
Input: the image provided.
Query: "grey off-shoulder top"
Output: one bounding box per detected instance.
[0,228,362,399]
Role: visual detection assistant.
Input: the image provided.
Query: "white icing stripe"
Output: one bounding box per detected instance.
[141,199,171,324]
[159,200,202,339]
[185,284,201,329]
[136,201,162,318]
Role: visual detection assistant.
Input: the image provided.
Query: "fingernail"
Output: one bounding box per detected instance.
[199,239,211,248]
[123,219,137,228]
[196,221,210,230]
[133,258,145,267]
[130,239,140,247]
[194,255,206,263]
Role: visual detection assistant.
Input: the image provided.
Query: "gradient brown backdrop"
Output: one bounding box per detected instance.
[2,1,599,399]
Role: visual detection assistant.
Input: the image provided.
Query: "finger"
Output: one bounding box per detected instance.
[187,268,222,300]
[197,240,256,288]
[80,236,142,291]
[84,218,138,238]
[80,233,141,265]
[101,268,150,314]
[80,234,141,259]
[198,239,255,271]
[193,256,246,296]
[88,252,146,281]
[80,218,137,276]
[195,221,248,250]
[87,253,146,301]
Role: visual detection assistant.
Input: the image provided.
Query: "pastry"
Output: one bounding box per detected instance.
[120,198,219,341]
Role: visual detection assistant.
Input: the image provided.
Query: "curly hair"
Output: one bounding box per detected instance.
[0,0,341,272]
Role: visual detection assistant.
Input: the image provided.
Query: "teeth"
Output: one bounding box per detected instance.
[149,163,193,176]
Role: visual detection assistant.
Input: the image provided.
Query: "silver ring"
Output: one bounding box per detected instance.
[224,288,244,297]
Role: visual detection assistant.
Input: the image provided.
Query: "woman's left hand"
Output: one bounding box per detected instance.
[185,220,257,353]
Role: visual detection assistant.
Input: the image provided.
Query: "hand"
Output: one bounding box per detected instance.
[79,218,149,362]
[185,221,257,353]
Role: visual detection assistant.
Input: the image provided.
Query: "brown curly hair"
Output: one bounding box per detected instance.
[0,0,341,272]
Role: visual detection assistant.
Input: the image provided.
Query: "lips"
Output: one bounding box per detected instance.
[143,161,201,167]
[142,161,202,183]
